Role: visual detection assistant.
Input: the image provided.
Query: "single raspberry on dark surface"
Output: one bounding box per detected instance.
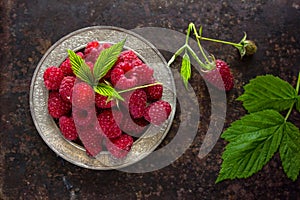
[72,82,95,109]
[144,100,172,126]
[60,52,84,76]
[144,84,163,101]
[97,109,123,139]
[106,134,134,158]
[203,59,234,91]
[127,64,154,85]
[59,76,76,102]
[78,125,103,157]
[43,66,65,90]
[110,67,138,89]
[95,93,116,109]
[47,91,71,118]
[124,89,147,119]
[59,116,78,140]
[121,117,149,137]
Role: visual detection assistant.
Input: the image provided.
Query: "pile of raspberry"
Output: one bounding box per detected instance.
[43,41,172,159]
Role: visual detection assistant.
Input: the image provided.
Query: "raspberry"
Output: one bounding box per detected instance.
[144,84,163,101]
[128,64,154,85]
[72,107,97,129]
[47,91,71,118]
[121,117,149,137]
[114,61,134,73]
[95,93,116,109]
[84,43,112,64]
[78,125,103,157]
[72,82,95,109]
[84,41,100,55]
[60,52,83,76]
[144,100,172,126]
[123,89,147,119]
[106,134,133,158]
[59,76,76,102]
[97,109,122,139]
[59,116,78,140]
[203,59,234,91]
[110,67,138,89]
[43,66,65,90]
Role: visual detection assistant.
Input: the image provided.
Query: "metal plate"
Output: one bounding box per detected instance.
[30,26,176,170]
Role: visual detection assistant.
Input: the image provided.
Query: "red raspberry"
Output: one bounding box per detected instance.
[123,89,147,119]
[144,100,172,126]
[117,50,143,67]
[78,125,103,157]
[97,109,123,139]
[72,107,96,129]
[114,61,134,73]
[121,117,149,137]
[72,82,95,109]
[128,64,154,85]
[47,91,71,118]
[106,134,133,158]
[84,43,112,64]
[59,76,76,102]
[43,66,65,90]
[110,67,138,89]
[84,41,100,55]
[203,59,234,91]
[95,93,116,109]
[58,116,78,140]
[144,84,163,101]
[60,52,84,76]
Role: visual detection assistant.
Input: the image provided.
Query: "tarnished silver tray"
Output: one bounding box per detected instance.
[30,26,176,169]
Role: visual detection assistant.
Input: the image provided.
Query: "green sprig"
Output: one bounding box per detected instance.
[68,39,126,100]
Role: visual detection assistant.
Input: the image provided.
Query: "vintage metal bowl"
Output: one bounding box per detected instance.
[30,26,176,169]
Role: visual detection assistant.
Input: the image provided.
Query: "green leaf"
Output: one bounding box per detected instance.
[181,52,191,88]
[279,122,300,181]
[237,75,298,113]
[167,45,186,67]
[94,83,124,101]
[68,50,94,85]
[216,110,285,183]
[93,39,126,83]
[297,96,300,112]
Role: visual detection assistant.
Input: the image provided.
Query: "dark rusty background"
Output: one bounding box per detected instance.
[1,0,300,199]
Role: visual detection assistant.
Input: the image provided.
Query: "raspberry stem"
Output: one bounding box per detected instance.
[284,72,300,121]
[296,72,300,94]
[197,36,243,48]
[118,82,162,94]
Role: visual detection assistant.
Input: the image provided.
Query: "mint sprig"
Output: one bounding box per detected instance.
[217,73,300,183]
[68,39,126,100]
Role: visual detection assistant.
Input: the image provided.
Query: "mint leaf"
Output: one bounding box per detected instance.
[181,52,191,88]
[237,75,298,113]
[216,110,285,183]
[94,83,124,101]
[279,122,300,181]
[68,50,94,85]
[93,39,126,83]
